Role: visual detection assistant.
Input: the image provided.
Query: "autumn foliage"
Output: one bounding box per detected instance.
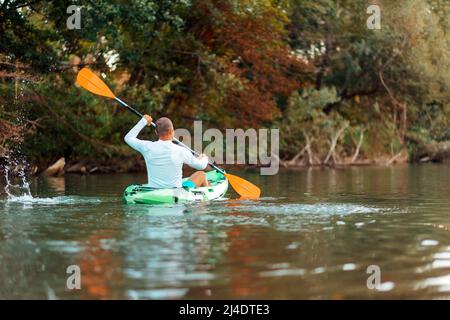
[0,0,448,167]
[188,0,310,127]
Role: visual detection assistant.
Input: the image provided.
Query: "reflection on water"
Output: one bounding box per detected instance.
[0,164,449,299]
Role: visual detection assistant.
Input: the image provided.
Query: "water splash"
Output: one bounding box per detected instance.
[4,195,101,205]
[3,155,32,199]
[2,79,33,200]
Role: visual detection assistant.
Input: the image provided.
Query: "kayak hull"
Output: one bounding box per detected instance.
[123,170,228,205]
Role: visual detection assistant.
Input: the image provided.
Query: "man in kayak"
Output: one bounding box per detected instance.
[124,115,210,189]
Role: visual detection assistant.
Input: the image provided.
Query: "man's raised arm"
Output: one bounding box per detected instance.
[124,115,152,153]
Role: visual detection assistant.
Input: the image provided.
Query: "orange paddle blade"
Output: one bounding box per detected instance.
[76,68,115,99]
[224,173,261,199]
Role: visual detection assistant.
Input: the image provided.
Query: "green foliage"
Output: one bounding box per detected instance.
[280,87,345,156]
[0,0,449,166]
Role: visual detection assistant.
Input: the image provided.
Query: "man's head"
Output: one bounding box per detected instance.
[155,117,174,140]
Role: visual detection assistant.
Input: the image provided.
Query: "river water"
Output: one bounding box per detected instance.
[0,164,449,299]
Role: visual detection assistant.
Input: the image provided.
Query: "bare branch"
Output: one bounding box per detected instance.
[302,130,316,165]
[323,122,349,164]
[351,129,365,163]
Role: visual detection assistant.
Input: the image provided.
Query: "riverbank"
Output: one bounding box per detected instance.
[29,150,449,178]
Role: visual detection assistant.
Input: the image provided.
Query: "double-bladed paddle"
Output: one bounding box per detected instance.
[76,68,261,199]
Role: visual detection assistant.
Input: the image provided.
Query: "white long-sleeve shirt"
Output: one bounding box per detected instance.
[124,118,208,188]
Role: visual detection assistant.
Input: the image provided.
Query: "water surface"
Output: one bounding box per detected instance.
[1,164,449,299]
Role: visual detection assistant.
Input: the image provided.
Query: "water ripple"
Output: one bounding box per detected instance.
[2,195,101,205]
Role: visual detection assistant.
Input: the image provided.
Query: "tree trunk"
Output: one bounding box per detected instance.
[323,123,349,165]
[302,131,315,165]
[351,129,365,163]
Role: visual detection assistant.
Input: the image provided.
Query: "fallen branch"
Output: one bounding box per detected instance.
[386,150,404,166]
[42,157,65,177]
[285,146,307,166]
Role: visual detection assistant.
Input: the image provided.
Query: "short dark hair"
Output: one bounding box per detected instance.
[155,117,174,137]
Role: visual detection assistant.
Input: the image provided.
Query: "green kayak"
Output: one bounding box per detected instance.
[123,170,228,205]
